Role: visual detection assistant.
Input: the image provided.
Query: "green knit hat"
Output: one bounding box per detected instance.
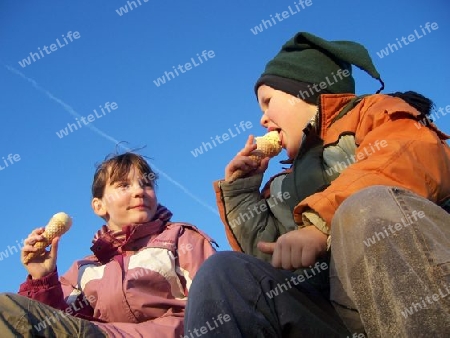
[255,32,384,102]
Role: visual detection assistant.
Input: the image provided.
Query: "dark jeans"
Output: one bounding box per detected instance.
[0,293,107,338]
[184,251,349,337]
[185,186,450,337]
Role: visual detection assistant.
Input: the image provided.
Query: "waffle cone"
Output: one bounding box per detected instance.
[229,131,282,182]
[23,212,72,263]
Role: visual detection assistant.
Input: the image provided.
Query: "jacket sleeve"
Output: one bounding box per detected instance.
[176,225,216,287]
[214,174,294,261]
[18,263,96,320]
[295,103,450,228]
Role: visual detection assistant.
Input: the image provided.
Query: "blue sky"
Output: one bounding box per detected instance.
[0,0,449,292]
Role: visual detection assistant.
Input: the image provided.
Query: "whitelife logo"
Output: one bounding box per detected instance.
[55,101,119,139]
[377,22,438,59]
[288,69,351,105]
[153,50,215,87]
[115,0,149,16]
[363,210,426,248]
[18,31,81,68]
[190,121,252,157]
[325,140,388,176]
[250,0,313,35]
[0,239,25,262]
[0,153,21,172]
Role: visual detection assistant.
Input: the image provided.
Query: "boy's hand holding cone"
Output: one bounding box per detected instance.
[225,131,282,182]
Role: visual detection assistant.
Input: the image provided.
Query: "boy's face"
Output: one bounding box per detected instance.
[257,85,317,159]
[92,167,158,231]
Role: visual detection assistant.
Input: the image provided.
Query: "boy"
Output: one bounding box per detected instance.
[185,31,450,337]
[0,152,216,337]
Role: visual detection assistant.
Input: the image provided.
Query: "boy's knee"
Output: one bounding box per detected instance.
[331,185,404,243]
[194,252,239,279]
[335,185,393,219]
[331,185,397,234]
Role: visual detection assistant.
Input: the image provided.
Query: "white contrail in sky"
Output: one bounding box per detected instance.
[4,64,219,216]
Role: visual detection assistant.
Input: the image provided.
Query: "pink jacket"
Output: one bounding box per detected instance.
[18,205,216,337]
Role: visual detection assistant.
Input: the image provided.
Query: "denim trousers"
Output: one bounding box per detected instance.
[184,186,450,337]
[0,293,107,338]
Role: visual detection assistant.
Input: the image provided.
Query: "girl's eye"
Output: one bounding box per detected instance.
[116,182,130,189]
[137,178,153,188]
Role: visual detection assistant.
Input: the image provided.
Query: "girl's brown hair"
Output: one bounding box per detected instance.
[91,152,158,199]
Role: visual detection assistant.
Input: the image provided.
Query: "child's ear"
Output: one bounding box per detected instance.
[92,197,107,218]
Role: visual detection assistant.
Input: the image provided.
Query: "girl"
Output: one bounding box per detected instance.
[0,152,216,337]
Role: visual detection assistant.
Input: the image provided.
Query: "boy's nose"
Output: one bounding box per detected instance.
[260,113,269,127]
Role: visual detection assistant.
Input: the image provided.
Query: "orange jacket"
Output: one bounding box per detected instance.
[214,93,450,251]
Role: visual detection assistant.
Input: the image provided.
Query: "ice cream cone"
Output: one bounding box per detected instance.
[23,212,72,263]
[229,131,282,182]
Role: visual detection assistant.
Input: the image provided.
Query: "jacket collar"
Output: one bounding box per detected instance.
[90,204,172,264]
[278,93,356,166]
[317,93,356,139]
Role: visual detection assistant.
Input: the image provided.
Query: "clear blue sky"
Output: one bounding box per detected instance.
[1,0,449,292]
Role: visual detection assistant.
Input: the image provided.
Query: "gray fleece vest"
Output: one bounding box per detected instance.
[281,96,364,212]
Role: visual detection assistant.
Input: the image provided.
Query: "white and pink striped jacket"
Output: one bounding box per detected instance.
[19,205,217,337]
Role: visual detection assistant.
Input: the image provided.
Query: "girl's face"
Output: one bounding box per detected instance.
[92,167,158,231]
[257,85,318,159]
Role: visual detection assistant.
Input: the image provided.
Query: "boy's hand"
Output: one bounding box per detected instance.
[257,226,327,269]
[225,135,270,182]
[21,227,60,279]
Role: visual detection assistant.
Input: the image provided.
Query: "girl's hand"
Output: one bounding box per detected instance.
[225,135,270,182]
[257,226,327,269]
[21,227,60,279]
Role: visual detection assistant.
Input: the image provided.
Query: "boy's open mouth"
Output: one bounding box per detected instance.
[272,128,283,147]
[266,127,284,148]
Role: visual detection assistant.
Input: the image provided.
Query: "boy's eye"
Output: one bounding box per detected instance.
[260,97,271,111]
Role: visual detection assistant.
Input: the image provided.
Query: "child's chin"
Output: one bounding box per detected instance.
[287,146,300,160]
[132,216,153,224]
